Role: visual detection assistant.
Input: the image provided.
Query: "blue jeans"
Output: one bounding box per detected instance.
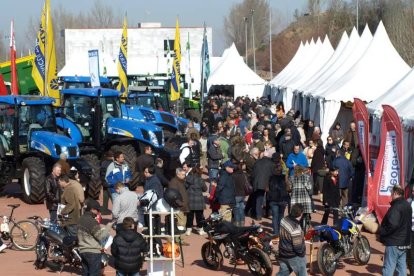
[269,201,287,236]
[383,246,407,276]
[255,189,265,219]
[233,196,245,224]
[277,256,307,276]
[116,272,139,276]
[80,252,101,276]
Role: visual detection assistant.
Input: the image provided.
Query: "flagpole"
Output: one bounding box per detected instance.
[44,0,49,97]
[200,23,205,115]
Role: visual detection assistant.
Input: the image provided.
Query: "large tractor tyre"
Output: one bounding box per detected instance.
[82,154,101,200]
[21,157,46,204]
[114,144,139,191]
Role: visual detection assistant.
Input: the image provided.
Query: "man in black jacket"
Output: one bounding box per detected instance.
[252,151,276,220]
[100,150,113,215]
[45,163,62,222]
[111,217,147,276]
[216,160,236,222]
[136,146,155,186]
[208,137,223,188]
[380,184,412,276]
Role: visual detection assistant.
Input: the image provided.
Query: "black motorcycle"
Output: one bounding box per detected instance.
[200,210,273,276]
[31,216,108,273]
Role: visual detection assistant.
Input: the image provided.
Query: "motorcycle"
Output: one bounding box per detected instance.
[247,220,279,260]
[31,216,108,273]
[305,206,371,276]
[200,210,273,276]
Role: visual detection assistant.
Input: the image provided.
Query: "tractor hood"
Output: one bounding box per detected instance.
[107,118,164,149]
[30,131,80,159]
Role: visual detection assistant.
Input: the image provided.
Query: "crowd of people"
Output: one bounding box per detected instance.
[1,94,414,276]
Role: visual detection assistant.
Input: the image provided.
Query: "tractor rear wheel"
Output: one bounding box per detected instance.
[82,154,101,199]
[21,157,46,204]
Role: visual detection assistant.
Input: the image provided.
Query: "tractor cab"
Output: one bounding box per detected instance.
[0,96,80,204]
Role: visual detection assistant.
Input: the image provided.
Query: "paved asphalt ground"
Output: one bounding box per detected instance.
[0,181,385,276]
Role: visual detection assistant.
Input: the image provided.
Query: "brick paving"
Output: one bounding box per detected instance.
[0,182,384,275]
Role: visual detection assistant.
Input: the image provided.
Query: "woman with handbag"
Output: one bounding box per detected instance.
[232,161,251,226]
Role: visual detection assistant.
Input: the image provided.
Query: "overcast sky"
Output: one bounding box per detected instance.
[0,0,307,56]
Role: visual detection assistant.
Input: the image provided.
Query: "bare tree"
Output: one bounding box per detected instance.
[24,0,121,70]
[223,0,271,56]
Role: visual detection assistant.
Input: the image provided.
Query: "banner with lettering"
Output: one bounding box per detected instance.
[372,105,404,223]
[352,98,371,209]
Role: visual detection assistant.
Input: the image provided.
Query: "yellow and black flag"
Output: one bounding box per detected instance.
[32,0,59,105]
[170,18,181,101]
[117,15,128,96]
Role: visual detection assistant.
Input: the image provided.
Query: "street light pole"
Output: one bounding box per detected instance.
[244,17,248,66]
[356,0,359,31]
[251,9,256,73]
[269,3,272,80]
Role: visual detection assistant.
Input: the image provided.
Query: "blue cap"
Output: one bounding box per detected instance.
[223,160,236,169]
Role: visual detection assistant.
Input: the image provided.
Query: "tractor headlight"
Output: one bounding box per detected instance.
[61,146,69,156]
[148,131,159,147]
[141,110,156,122]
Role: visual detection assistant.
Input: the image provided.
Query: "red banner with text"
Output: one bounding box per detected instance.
[372,105,404,223]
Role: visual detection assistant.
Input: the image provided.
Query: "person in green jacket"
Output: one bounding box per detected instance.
[77,199,114,276]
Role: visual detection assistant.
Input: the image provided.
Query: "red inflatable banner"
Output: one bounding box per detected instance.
[352,98,372,210]
[372,105,404,223]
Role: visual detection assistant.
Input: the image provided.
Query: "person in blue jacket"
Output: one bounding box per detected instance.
[332,150,354,207]
[286,144,309,176]
[106,151,132,201]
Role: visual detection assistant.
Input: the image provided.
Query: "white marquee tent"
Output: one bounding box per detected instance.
[207,43,266,98]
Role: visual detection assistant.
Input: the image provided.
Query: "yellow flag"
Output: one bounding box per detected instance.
[170,18,181,101]
[32,0,59,105]
[117,15,128,96]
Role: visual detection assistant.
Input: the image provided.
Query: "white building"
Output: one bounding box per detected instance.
[60,23,213,94]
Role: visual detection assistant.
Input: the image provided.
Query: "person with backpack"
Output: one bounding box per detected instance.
[179,138,198,167]
[267,152,289,238]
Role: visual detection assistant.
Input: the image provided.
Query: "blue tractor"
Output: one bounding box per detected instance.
[121,87,188,138]
[55,88,164,192]
[0,96,81,203]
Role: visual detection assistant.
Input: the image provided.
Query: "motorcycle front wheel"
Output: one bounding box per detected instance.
[317,243,336,276]
[34,240,47,269]
[247,247,273,276]
[353,235,371,265]
[201,242,223,270]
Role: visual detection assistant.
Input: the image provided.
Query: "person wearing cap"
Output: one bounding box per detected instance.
[279,130,295,162]
[78,199,114,276]
[68,166,85,206]
[207,137,223,188]
[380,185,412,276]
[215,160,236,222]
[321,167,340,225]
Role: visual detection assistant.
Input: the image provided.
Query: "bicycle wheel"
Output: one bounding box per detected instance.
[10,220,39,250]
